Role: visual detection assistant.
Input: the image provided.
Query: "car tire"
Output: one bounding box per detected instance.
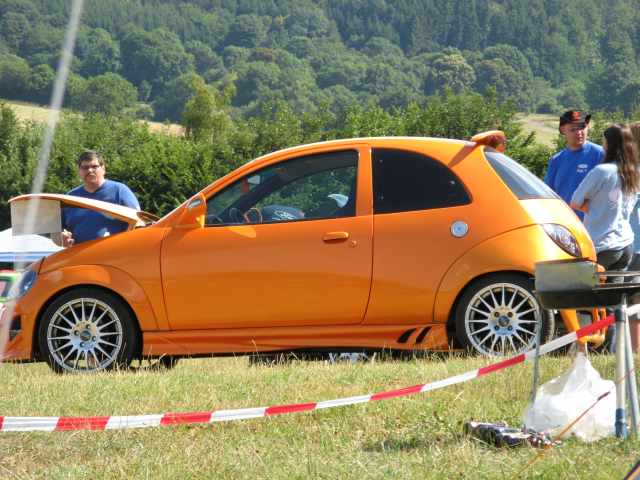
[37,287,139,373]
[454,274,553,357]
[156,355,179,369]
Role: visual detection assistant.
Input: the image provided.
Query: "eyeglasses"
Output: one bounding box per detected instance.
[80,163,102,171]
[568,125,587,133]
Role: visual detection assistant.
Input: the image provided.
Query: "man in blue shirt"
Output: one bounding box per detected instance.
[60,150,140,247]
[544,110,604,220]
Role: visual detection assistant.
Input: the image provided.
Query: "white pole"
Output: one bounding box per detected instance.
[615,295,628,438]
[624,315,639,435]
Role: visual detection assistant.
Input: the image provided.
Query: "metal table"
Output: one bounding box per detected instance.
[535,260,640,439]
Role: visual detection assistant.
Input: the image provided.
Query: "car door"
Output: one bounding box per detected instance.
[161,147,374,330]
[363,147,477,325]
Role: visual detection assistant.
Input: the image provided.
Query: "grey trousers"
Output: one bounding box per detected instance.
[597,244,634,282]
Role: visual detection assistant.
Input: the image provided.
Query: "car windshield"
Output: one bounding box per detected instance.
[484,150,558,200]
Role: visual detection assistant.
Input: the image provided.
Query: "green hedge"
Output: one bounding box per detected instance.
[0,91,553,229]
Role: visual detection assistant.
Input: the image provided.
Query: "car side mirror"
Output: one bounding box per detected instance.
[178,193,206,229]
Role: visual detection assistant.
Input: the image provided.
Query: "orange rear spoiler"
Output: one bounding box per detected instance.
[471,130,506,153]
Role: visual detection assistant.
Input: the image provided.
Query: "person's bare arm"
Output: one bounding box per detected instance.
[570,199,590,213]
[51,229,74,247]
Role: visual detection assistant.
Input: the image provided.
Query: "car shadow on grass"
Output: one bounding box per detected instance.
[361,433,457,452]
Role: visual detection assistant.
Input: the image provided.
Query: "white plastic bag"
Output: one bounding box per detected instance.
[522,353,615,442]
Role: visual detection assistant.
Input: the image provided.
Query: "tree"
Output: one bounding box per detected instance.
[153,72,204,122]
[20,23,63,68]
[77,73,138,116]
[28,63,55,103]
[233,61,281,107]
[225,14,267,48]
[183,80,233,143]
[0,53,30,99]
[361,36,404,59]
[426,52,476,94]
[76,27,121,77]
[120,26,193,97]
[558,79,587,111]
[222,45,251,68]
[529,77,560,113]
[64,72,87,109]
[185,40,221,73]
[283,5,335,39]
[0,0,39,22]
[361,60,422,109]
[476,44,535,110]
[0,11,29,50]
[316,55,366,89]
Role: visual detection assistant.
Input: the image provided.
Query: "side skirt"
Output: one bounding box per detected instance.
[142,324,450,356]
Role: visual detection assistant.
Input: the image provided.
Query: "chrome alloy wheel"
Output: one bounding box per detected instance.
[464,282,540,357]
[46,297,124,372]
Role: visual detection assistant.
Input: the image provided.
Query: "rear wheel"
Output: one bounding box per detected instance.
[454,274,553,357]
[38,288,139,373]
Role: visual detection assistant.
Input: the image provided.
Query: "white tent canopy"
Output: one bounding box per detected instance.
[0,228,62,263]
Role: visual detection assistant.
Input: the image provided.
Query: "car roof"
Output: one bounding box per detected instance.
[250,136,474,166]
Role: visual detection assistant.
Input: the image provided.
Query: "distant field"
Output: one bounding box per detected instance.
[0,99,558,146]
[517,113,558,147]
[0,102,580,147]
[1,99,185,136]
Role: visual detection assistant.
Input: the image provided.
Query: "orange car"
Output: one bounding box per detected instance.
[2,132,603,373]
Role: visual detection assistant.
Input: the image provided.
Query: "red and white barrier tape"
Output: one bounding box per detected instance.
[0,316,613,432]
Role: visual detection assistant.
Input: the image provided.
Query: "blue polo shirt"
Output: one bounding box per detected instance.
[62,180,140,244]
[544,141,604,220]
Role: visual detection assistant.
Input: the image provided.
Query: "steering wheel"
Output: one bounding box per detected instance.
[205,213,223,225]
[243,207,263,223]
[228,207,245,224]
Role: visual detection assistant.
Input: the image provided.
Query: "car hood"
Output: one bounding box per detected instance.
[9,193,158,235]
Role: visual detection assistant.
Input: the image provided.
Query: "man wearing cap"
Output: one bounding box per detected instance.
[544,110,604,220]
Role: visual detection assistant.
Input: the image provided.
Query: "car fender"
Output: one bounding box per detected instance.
[432,225,571,324]
[33,264,159,332]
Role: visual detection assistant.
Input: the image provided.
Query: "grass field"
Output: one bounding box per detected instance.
[5,98,560,147]
[517,113,559,148]
[0,354,638,478]
[2,99,185,136]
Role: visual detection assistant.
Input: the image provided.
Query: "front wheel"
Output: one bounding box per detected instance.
[454,274,553,357]
[38,288,139,373]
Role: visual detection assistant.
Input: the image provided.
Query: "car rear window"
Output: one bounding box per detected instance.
[372,148,470,214]
[484,150,558,200]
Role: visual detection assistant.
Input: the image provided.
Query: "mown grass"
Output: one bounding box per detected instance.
[0,354,638,479]
[517,113,559,148]
[1,98,185,136]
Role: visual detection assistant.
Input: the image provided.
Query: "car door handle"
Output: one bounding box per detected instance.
[322,231,350,242]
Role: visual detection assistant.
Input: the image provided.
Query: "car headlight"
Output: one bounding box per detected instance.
[9,269,38,299]
[542,223,582,258]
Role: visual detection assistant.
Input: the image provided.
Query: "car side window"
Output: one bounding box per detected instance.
[372,148,470,214]
[205,150,358,226]
[0,278,11,297]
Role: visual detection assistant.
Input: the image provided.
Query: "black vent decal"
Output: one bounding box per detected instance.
[397,328,416,344]
[415,327,432,344]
